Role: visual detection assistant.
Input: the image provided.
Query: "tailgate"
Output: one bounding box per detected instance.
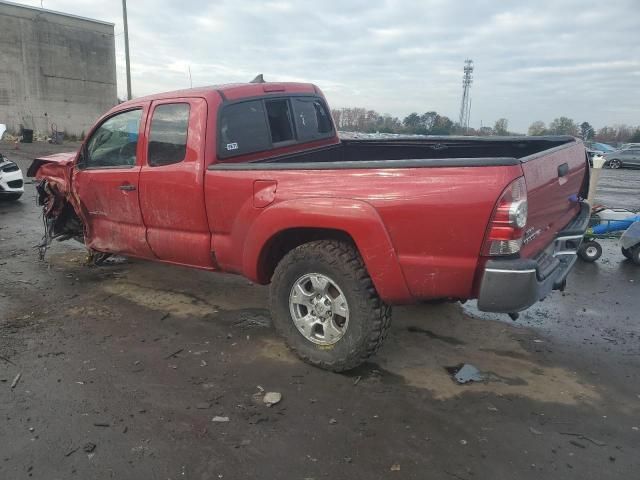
[519,140,588,258]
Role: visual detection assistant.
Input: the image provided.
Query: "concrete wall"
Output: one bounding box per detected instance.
[0,1,117,137]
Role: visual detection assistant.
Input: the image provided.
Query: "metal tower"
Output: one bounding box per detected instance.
[458,59,474,132]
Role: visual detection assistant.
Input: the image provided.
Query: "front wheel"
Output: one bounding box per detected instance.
[578,241,602,262]
[622,247,632,260]
[269,240,391,372]
[631,246,640,266]
[608,159,622,169]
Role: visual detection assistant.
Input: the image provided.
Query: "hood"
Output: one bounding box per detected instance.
[27,151,77,177]
[27,151,78,195]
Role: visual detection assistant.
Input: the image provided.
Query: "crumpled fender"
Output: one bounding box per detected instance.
[242,197,414,304]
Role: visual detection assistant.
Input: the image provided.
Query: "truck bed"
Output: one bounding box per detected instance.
[211,136,576,170]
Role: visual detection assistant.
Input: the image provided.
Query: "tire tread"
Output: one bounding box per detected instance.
[270,240,391,372]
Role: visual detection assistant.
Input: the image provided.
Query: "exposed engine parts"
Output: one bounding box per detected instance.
[35,180,84,260]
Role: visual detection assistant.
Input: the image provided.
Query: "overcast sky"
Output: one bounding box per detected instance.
[18,0,640,132]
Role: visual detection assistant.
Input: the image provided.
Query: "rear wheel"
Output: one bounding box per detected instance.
[608,158,622,169]
[269,240,391,372]
[578,241,602,262]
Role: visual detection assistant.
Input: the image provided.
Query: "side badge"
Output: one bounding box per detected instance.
[226,142,238,151]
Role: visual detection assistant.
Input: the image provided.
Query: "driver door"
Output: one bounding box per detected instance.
[73,105,155,258]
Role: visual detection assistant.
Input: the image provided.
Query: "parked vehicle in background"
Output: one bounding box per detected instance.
[586,142,616,155]
[28,81,590,371]
[0,153,24,201]
[603,148,640,169]
[619,143,640,151]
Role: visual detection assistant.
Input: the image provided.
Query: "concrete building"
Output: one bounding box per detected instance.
[0,0,116,137]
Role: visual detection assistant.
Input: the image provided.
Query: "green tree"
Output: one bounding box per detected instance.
[431,114,454,135]
[528,121,547,136]
[628,129,640,143]
[403,113,421,131]
[549,117,578,136]
[580,121,595,141]
[494,118,509,136]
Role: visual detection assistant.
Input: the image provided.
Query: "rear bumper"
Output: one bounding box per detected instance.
[477,202,590,313]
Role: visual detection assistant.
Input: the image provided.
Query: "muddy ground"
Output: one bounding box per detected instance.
[1,142,639,480]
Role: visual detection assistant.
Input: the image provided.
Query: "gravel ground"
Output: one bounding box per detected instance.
[1,141,639,480]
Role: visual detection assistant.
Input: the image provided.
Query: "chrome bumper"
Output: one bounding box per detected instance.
[477,202,590,313]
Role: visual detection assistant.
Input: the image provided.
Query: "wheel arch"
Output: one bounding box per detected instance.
[242,198,413,304]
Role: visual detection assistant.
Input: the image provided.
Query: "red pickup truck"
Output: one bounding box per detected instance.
[29,81,590,371]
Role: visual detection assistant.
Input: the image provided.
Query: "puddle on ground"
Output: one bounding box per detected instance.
[374,304,601,405]
[256,303,601,405]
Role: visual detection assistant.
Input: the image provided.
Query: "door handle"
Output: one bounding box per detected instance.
[557,163,569,177]
[119,184,136,191]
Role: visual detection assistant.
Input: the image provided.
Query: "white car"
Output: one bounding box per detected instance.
[0,153,24,201]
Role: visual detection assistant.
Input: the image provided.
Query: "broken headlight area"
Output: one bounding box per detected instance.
[35,180,84,259]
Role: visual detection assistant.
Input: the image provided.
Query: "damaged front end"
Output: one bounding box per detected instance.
[35,179,84,259]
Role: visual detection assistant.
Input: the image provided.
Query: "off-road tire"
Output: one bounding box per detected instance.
[269,240,391,372]
[577,240,602,262]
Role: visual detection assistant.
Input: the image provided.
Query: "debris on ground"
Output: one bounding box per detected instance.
[263,392,282,407]
[83,443,96,453]
[529,427,543,435]
[449,364,484,384]
[0,355,15,365]
[212,416,230,423]
[64,447,79,457]
[164,348,183,360]
[329,418,337,425]
[10,372,21,389]
[559,431,607,446]
[390,464,401,471]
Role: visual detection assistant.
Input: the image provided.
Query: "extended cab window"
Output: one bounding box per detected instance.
[218,96,334,159]
[219,100,271,158]
[85,109,142,168]
[291,97,333,141]
[148,103,190,166]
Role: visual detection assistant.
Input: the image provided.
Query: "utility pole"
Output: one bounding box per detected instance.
[122,0,132,100]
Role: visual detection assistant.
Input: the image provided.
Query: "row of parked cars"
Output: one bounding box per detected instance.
[587,142,640,169]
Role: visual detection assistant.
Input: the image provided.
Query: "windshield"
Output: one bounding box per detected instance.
[592,142,616,152]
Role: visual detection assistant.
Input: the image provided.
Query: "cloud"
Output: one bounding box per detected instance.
[18,0,640,131]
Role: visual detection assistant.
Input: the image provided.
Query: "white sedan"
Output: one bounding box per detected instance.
[0,153,24,201]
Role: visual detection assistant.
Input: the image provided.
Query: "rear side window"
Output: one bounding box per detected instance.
[148,103,190,166]
[291,98,333,141]
[218,96,333,159]
[219,100,271,157]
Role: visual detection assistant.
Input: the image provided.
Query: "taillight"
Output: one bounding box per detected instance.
[482,177,528,256]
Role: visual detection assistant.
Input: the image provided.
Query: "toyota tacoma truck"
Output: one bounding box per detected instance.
[28,80,591,371]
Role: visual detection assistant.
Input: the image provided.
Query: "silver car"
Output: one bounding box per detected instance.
[604,147,640,169]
